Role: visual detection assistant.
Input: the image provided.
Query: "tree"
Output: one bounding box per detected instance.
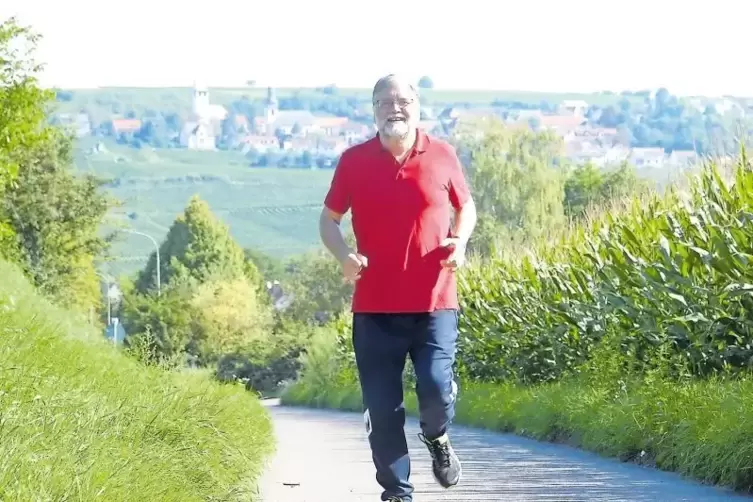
[0,17,55,257]
[135,195,263,294]
[563,162,604,218]
[190,277,275,363]
[0,17,111,311]
[1,129,112,311]
[418,76,434,89]
[123,270,274,368]
[452,117,568,250]
[283,248,354,324]
[121,280,199,364]
[123,195,275,367]
[245,248,286,281]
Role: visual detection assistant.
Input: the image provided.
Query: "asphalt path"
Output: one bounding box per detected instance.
[258,399,751,502]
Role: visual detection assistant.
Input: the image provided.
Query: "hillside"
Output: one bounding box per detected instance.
[0,258,275,501]
[74,139,337,276]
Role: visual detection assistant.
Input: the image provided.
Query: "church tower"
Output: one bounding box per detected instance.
[192,81,210,120]
[265,86,278,123]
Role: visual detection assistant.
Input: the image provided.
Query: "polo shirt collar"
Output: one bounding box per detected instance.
[414,128,430,153]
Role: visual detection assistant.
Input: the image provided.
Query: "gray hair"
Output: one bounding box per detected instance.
[371,74,419,103]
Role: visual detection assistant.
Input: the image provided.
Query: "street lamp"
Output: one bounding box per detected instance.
[106,282,121,325]
[119,228,161,296]
[95,271,114,325]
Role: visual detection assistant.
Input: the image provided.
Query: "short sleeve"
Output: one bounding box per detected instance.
[323,151,352,215]
[447,146,471,210]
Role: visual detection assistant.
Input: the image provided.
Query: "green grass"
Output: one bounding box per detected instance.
[281,372,753,494]
[0,259,275,501]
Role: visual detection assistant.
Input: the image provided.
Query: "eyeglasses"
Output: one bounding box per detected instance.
[373,98,415,110]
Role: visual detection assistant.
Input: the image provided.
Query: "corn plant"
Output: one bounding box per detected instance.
[458,150,753,384]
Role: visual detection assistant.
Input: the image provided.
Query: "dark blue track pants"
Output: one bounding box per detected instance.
[352,309,459,502]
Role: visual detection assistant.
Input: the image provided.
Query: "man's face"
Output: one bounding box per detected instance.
[373,81,419,140]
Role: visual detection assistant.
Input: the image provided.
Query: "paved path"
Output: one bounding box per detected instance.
[258,399,750,502]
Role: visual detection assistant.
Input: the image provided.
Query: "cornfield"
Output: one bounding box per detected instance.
[458,151,753,384]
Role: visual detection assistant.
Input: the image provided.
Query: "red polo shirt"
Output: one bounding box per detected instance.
[323,129,471,313]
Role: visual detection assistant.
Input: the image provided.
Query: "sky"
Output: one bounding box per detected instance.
[1,0,750,97]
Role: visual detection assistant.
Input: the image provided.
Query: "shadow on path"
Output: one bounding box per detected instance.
[259,399,751,502]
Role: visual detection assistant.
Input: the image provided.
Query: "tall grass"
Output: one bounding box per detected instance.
[0,260,274,501]
[282,150,753,494]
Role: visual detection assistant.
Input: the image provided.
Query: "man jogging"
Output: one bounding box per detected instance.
[318,73,478,502]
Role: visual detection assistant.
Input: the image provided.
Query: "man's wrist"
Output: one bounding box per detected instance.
[450,232,469,247]
[335,245,353,263]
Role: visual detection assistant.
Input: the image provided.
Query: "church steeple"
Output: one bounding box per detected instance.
[266,86,278,107]
[265,86,278,123]
[192,80,209,120]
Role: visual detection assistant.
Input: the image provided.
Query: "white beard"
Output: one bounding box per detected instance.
[381,119,410,139]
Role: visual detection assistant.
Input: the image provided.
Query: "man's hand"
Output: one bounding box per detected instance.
[341,251,368,283]
[439,237,466,270]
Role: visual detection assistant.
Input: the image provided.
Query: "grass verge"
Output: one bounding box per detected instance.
[281,373,753,494]
[0,259,275,501]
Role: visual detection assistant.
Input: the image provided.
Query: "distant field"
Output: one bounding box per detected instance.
[53,85,638,116]
[75,142,336,278]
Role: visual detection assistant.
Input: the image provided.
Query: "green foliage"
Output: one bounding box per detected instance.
[120,281,198,363]
[2,129,111,311]
[215,316,325,396]
[564,161,650,219]
[120,195,311,396]
[0,258,274,500]
[0,17,111,313]
[135,194,262,293]
[190,276,275,361]
[457,150,753,384]
[591,87,742,153]
[245,248,287,280]
[0,17,56,258]
[0,17,53,191]
[282,247,354,324]
[417,76,434,89]
[456,118,567,238]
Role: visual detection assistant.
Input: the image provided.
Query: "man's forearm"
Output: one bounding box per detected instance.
[452,198,477,246]
[319,210,351,262]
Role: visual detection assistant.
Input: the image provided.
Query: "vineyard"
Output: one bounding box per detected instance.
[77,143,337,275]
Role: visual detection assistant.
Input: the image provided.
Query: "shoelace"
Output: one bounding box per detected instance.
[417,433,451,468]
